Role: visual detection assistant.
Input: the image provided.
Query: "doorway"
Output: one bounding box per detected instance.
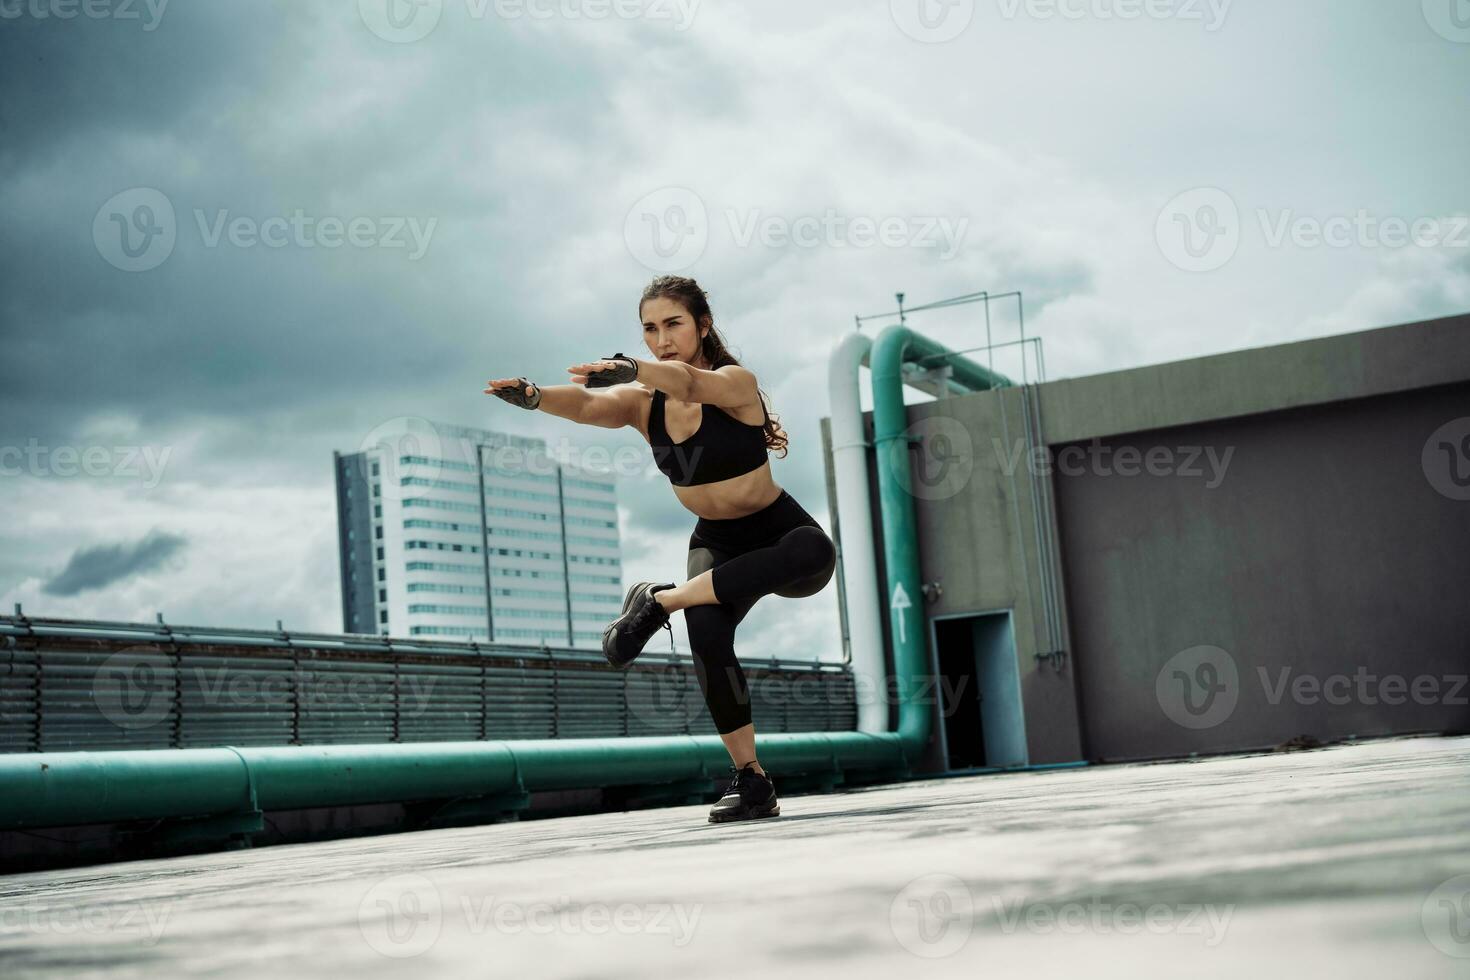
[933,610,1028,770]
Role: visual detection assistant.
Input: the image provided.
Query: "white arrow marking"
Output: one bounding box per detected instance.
[890,582,912,644]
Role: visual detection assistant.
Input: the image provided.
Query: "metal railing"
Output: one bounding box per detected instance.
[0,612,856,754]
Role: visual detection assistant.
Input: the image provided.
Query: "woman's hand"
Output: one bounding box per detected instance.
[566,361,618,386]
[485,377,541,409]
[569,353,640,388]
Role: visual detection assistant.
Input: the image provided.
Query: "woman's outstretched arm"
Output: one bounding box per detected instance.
[484,377,631,429]
[571,355,757,410]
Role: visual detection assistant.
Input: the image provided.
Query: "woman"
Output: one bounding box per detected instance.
[484,275,837,823]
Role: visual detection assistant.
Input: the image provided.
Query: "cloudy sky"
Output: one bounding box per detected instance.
[1,0,1466,664]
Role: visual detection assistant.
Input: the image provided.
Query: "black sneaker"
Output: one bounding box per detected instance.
[603,581,675,669]
[708,763,780,823]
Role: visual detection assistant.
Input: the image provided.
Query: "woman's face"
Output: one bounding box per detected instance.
[641,296,708,368]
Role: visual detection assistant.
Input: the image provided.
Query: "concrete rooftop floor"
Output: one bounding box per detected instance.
[1,734,1468,978]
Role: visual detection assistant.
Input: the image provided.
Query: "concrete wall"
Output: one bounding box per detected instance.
[900,382,1085,766]
[1039,313,1470,760]
[1053,377,1470,760]
[838,312,1470,767]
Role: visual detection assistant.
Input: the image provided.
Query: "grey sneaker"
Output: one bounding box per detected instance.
[709,763,780,823]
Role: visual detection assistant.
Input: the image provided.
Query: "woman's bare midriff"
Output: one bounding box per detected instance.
[632,384,782,520]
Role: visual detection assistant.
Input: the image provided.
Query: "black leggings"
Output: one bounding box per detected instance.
[683,489,837,735]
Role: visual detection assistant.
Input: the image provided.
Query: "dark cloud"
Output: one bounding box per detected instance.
[42,527,187,596]
[0,2,628,456]
[0,6,272,174]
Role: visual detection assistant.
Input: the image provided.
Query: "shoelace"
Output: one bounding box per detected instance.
[726,765,745,795]
[628,588,675,655]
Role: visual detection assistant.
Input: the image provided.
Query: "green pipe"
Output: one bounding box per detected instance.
[0,730,913,829]
[0,325,1010,833]
[868,324,1012,749]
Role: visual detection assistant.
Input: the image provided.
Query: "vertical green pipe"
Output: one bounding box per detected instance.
[869,324,1012,750]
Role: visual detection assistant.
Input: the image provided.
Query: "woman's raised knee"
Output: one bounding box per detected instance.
[772,527,836,598]
[785,525,836,576]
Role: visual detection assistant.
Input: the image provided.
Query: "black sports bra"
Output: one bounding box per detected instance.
[648,388,769,486]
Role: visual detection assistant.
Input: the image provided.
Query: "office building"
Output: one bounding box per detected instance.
[334,418,622,646]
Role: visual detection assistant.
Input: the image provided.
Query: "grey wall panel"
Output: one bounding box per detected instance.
[1052,380,1470,761]
[1038,313,1470,445]
[906,386,1087,767]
